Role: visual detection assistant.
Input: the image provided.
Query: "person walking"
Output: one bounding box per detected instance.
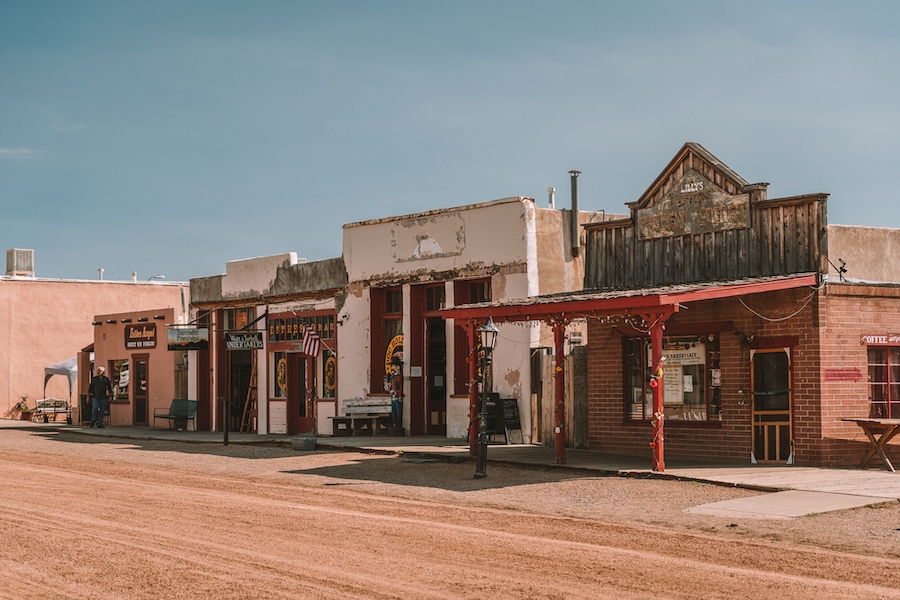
[88,366,113,428]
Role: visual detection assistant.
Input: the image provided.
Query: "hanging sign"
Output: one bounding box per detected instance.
[167,327,209,351]
[225,332,264,350]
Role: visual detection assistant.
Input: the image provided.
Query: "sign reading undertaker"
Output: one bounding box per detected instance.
[637,169,750,239]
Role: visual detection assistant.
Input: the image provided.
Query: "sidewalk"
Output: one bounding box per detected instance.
[6,419,900,519]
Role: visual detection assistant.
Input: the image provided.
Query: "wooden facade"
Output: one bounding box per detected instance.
[584,143,829,290]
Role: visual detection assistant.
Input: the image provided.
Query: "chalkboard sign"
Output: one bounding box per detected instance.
[483,393,505,435]
[501,398,521,431]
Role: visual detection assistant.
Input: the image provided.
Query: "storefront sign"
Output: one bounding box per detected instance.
[167,327,209,351]
[861,334,900,346]
[637,170,750,239]
[125,324,157,349]
[225,332,264,350]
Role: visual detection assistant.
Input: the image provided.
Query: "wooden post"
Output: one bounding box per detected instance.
[650,319,664,472]
[553,320,568,465]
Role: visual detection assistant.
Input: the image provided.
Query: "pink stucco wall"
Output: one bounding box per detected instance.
[0,277,188,416]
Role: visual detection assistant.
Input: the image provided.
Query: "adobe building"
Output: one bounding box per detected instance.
[446,143,900,469]
[0,249,189,418]
[81,307,190,426]
[189,254,347,434]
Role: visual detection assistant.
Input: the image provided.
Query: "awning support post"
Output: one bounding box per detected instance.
[638,308,674,473]
[552,319,568,464]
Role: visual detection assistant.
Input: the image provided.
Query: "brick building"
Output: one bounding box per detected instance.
[447,143,900,469]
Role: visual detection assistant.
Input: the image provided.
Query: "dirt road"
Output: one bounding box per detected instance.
[1,429,899,599]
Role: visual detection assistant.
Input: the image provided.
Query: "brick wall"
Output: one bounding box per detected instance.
[586,286,825,465]
[586,282,900,467]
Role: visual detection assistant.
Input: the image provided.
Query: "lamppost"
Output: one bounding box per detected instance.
[474,315,498,479]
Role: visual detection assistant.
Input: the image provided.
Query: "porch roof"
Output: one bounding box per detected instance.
[441,272,820,323]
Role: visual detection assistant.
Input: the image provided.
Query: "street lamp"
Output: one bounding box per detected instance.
[474,315,499,479]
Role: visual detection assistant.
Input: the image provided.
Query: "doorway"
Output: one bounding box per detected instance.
[133,355,149,425]
[287,353,315,435]
[425,317,447,436]
[751,348,793,463]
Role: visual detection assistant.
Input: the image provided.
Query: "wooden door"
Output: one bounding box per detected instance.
[133,355,149,426]
[751,348,792,463]
[287,353,315,435]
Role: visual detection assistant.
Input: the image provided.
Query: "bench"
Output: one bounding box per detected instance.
[153,399,198,431]
[330,397,392,436]
[33,398,70,422]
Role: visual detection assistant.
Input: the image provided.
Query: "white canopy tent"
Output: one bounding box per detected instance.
[43,357,77,402]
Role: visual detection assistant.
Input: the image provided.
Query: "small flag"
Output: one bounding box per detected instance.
[302,327,321,357]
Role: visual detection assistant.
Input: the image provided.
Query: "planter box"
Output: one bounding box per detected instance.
[291,437,317,451]
[19,412,33,421]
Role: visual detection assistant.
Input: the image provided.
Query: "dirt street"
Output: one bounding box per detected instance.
[1,428,900,599]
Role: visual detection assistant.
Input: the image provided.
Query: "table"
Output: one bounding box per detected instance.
[843,418,900,472]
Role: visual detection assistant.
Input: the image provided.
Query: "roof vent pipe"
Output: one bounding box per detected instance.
[568,169,581,257]
[548,187,555,209]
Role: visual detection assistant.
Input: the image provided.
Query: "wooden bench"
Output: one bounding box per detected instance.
[330,398,392,436]
[33,398,70,422]
[153,399,198,431]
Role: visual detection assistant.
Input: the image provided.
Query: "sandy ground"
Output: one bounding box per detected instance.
[1,428,900,599]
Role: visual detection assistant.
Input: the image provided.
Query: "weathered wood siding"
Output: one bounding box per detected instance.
[584,194,828,290]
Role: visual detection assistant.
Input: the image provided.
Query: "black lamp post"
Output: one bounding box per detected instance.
[474,315,498,479]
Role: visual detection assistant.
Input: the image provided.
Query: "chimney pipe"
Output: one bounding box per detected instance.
[98,268,104,281]
[547,187,555,209]
[568,170,581,257]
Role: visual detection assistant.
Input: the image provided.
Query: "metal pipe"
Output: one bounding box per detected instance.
[568,170,580,257]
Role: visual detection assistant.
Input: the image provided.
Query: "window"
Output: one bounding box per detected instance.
[623,335,720,422]
[425,285,445,312]
[111,359,129,401]
[371,287,403,393]
[272,352,286,398]
[868,347,900,418]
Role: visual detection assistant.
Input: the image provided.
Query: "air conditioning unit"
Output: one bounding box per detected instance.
[6,248,34,277]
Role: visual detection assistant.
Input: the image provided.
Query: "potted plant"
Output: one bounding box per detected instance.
[15,396,33,421]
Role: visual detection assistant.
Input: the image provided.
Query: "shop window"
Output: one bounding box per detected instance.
[323,350,336,399]
[623,335,721,422]
[111,359,129,401]
[868,347,900,418]
[272,352,287,398]
[371,287,403,393]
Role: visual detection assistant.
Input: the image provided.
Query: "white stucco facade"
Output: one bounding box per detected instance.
[340,196,590,441]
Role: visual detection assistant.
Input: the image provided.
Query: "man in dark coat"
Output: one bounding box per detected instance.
[88,366,113,428]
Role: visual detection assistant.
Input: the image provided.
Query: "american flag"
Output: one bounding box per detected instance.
[302,327,321,357]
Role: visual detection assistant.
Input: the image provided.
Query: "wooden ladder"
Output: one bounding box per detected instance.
[240,363,257,433]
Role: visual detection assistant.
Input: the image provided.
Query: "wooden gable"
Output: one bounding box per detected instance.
[584,143,828,290]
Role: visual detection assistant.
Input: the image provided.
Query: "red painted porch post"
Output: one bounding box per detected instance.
[650,319,665,472]
[553,320,567,465]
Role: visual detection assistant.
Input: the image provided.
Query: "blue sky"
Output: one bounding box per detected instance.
[2,1,899,281]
